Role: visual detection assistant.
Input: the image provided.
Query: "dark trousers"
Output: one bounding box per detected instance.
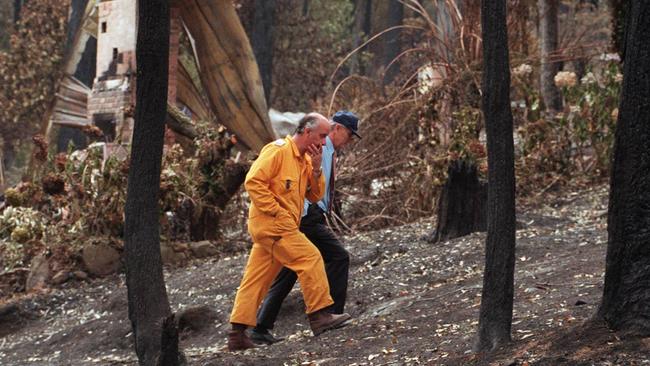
[256,204,350,330]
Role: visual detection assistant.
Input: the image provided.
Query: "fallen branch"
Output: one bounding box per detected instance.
[166,104,198,140]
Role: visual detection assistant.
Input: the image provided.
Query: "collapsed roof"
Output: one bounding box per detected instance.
[49,0,276,152]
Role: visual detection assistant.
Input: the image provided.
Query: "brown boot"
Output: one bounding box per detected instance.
[308,310,352,336]
[227,324,256,351]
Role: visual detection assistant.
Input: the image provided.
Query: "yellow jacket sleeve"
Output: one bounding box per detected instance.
[305,159,326,204]
[244,147,285,217]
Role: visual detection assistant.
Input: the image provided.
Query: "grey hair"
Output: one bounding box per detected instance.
[294,114,321,134]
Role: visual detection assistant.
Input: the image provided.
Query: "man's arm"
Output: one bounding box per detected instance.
[244,147,285,217]
[305,157,326,203]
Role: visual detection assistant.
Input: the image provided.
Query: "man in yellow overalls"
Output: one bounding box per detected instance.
[228,113,352,351]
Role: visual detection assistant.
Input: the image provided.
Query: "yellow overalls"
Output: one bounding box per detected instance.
[229,136,333,326]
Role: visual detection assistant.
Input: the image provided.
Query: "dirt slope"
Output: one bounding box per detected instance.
[1,184,648,365]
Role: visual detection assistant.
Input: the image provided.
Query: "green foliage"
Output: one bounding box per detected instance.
[448,107,486,169]
[0,206,46,270]
[0,120,246,271]
[514,61,622,193]
[559,63,622,173]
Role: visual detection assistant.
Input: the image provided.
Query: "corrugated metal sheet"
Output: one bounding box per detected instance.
[48,0,96,131]
[51,75,91,128]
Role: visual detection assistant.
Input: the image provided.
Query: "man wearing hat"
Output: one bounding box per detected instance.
[250,110,362,345]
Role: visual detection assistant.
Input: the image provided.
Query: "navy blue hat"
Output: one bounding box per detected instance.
[332,110,361,139]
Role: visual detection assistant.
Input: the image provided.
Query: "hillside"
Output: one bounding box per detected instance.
[1,184,648,365]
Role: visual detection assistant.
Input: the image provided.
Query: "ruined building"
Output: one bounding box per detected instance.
[49,0,275,156]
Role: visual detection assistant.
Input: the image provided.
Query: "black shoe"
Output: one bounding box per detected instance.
[250,328,285,345]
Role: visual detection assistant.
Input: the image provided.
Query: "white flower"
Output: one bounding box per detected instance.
[513,63,533,77]
[417,64,445,94]
[581,72,597,85]
[599,53,621,62]
[614,73,623,83]
[554,71,577,88]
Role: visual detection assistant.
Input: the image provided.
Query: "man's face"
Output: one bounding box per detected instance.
[307,118,330,147]
[330,123,354,149]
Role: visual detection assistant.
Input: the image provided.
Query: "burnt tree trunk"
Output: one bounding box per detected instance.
[13,0,23,23]
[124,1,180,365]
[251,0,275,103]
[538,0,562,114]
[609,0,629,61]
[383,0,403,85]
[597,0,650,335]
[370,0,403,85]
[474,0,517,352]
[429,160,487,243]
[349,0,371,75]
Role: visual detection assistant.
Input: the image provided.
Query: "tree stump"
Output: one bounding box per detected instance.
[428,160,487,243]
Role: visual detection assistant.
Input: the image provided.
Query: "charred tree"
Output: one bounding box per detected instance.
[251,0,275,103]
[13,0,24,23]
[538,0,562,114]
[370,0,403,85]
[609,0,629,60]
[383,0,403,84]
[349,0,371,75]
[597,0,650,336]
[429,160,487,243]
[474,0,517,352]
[124,0,180,364]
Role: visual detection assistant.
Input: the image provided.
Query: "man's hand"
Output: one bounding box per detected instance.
[306,143,323,173]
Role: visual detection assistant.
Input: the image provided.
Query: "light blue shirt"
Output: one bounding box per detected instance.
[303,136,335,216]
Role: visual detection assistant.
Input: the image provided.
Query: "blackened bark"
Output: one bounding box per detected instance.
[597,0,650,336]
[429,160,487,243]
[13,0,23,23]
[538,0,562,114]
[609,0,629,60]
[383,0,403,84]
[370,0,403,85]
[124,1,180,365]
[474,0,517,352]
[349,0,369,75]
[251,0,275,104]
[363,0,372,36]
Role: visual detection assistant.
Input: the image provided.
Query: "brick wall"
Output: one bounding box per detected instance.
[88,1,179,145]
[87,78,134,143]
